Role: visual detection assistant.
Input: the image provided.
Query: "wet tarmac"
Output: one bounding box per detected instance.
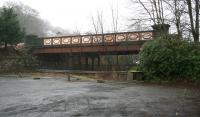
[0,76,199,117]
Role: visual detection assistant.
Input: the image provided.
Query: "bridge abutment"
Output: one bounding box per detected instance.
[152,24,170,38]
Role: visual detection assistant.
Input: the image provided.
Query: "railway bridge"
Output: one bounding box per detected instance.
[33,24,170,71]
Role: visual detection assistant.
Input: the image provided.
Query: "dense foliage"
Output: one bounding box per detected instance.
[0,7,39,71]
[5,2,70,37]
[0,7,24,48]
[139,38,200,82]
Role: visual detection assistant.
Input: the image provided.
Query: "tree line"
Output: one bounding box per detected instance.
[136,0,200,82]
[130,0,199,42]
[0,2,70,49]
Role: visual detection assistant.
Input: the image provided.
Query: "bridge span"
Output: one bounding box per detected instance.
[34,30,154,71]
[35,31,153,54]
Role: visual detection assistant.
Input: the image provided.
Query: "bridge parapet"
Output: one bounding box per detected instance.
[42,31,153,47]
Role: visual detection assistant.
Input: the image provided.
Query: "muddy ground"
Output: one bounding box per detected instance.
[0,75,199,117]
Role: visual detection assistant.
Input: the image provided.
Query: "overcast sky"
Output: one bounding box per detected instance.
[0,0,136,33]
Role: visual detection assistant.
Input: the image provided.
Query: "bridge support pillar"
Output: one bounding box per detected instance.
[78,55,82,70]
[152,24,170,38]
[97,55,101,70]
[91,56,95,70]
[69,54,73,70]
[85,56,89,70]
[116,55,119,70]
[97,56,100,67]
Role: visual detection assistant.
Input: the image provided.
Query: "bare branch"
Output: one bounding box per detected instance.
[111,5,119,33]
[91,16,99,34]
[134,0,156,24]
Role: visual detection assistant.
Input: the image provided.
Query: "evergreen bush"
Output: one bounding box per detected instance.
[139,38,200,82]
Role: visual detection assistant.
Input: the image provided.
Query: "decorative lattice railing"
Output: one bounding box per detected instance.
[42,31,153,46]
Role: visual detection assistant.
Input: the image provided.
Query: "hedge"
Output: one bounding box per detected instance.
[139,38,200,82]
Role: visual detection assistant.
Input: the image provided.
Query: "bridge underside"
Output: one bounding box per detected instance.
[37,53,139,71]
[35,41,144,71]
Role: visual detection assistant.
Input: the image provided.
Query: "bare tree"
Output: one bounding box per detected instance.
[132,0,165,25]
[72,26,81,35]
[185,0,199,42]
[130,0,199,41]
[111,5,119,33]
[91,10,104,34]
[163,0,187,38]
[91,16,99,34]
[97,11,104,34]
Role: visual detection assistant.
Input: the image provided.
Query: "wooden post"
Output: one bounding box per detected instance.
[67,73,71,81]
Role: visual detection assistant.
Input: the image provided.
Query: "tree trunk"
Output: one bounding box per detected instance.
[174,0,182,39]
[194,0,199,42]
[4,42,7,49]
[186,0,199,42]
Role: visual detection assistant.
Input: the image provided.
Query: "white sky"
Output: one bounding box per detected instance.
[0,0,135,33]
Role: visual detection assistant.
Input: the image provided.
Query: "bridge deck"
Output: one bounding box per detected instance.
[35,30,153,54]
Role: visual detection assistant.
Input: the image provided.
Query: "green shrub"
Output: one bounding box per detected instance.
[139,38,200,82]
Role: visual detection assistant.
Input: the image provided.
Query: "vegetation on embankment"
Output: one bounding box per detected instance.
[0,7,38,74]
[139,37,200,83]
[0,48,38,73]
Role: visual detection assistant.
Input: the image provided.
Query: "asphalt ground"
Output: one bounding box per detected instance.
[0,76,199,117]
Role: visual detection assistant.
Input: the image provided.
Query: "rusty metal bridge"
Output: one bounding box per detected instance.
[36,31,153,54]
[34,30,154,71]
